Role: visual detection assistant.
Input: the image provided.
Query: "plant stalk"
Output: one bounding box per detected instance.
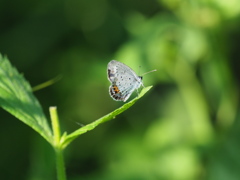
[55,146,66,180]
[50,106,66,180]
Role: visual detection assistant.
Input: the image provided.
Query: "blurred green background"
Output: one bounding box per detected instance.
[0,0,240,179]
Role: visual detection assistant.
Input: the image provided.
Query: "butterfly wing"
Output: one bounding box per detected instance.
[109,85,130,101]
[107,60,143,102]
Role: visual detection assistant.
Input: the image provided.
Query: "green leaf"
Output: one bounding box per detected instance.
[0,55,53,144]
[60,86,153,148]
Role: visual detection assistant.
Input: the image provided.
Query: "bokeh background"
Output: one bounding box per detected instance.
[0,0,240,179]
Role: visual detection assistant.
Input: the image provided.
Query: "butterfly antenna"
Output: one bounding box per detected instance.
[141,69,157,76]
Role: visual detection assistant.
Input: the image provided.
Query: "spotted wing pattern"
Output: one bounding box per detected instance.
[107,60,143,102]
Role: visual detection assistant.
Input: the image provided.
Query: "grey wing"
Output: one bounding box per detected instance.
[107,60,143,101]
[119,82,139,102]
[107,60,141,83]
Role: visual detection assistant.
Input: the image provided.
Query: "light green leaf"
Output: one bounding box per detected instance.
[0,55,53,144]
[60,86,152,148]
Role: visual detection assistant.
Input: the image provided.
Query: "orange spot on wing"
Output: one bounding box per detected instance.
[112,85,120,93]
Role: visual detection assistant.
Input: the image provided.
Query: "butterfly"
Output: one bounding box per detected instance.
[107,60,156,102]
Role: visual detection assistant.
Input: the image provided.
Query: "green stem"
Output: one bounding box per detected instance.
[50,106,61,145]
[50,106,66,180]
[55,146,67,180]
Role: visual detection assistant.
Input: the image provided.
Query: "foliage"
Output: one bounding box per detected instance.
[0,0,240,180]
[0,54,152,179]
[0,55,52,144]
